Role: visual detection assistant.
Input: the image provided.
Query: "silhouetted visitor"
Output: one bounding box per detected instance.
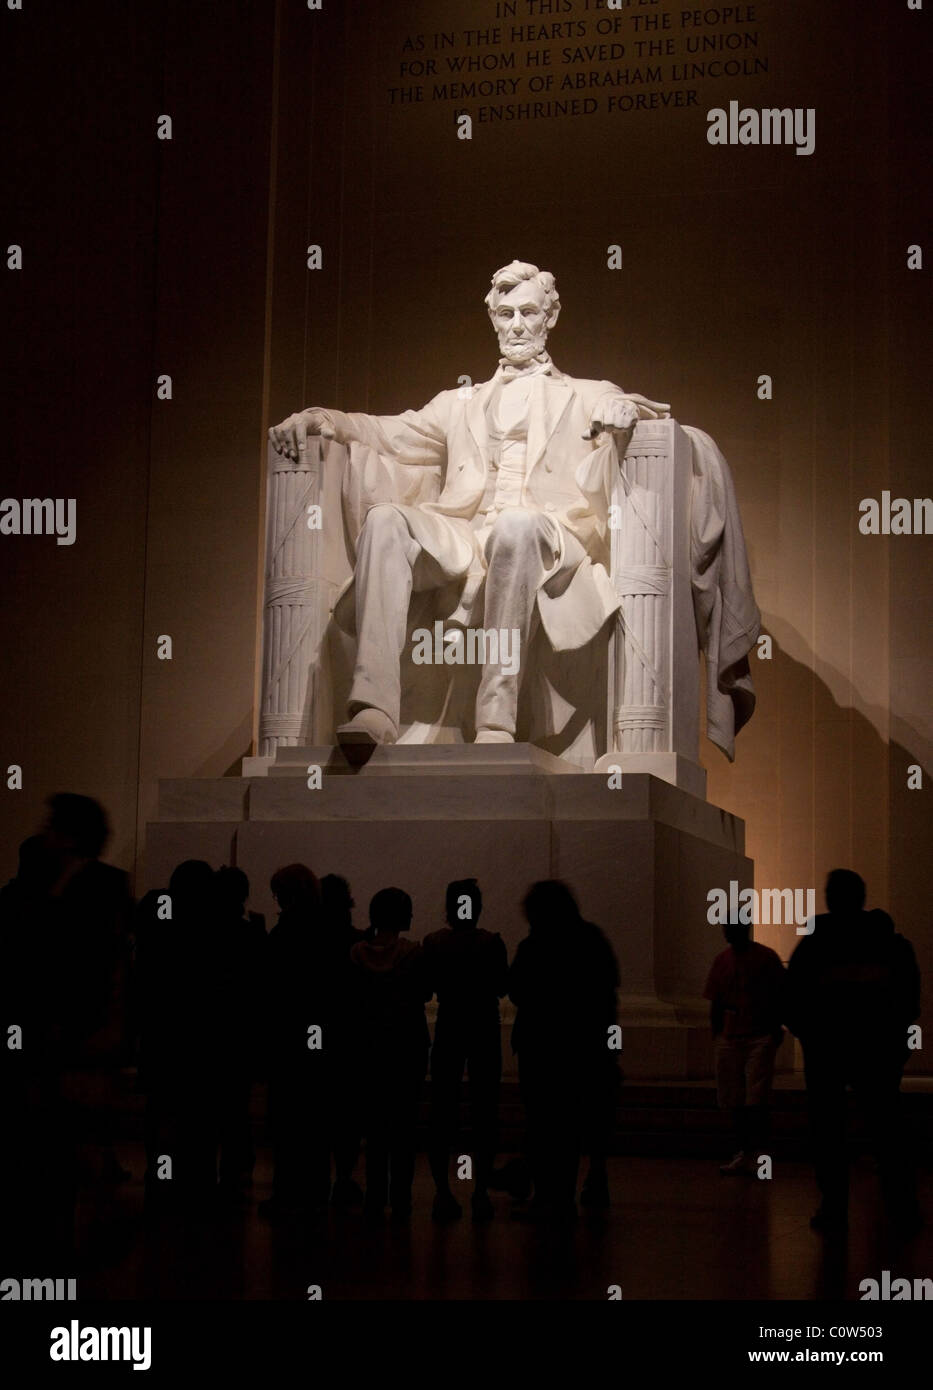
[349,888,429,1223]
[136,859,223,1209]
[0,834,74,1259]
[508,881,620,1220]
[786,869,922,1235]
[423,878,508,1222]
[704,918,785,1175]
[133,881,179,1198]
[44,797,132,1171]
[0,835,61,1056]
[320,873,366,1206]
[260,863,330,1223]
[216,864,266,938]
[0,799,133,1255]
[42,794,133,1076]
[214,866,266,1196]
[321,873,363,947]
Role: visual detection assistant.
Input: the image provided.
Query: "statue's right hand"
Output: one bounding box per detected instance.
[268,408,334,460]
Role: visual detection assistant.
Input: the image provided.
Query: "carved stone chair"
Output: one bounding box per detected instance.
[254,419,705,795]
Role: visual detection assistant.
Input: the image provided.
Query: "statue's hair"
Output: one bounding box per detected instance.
[485,260,560,323]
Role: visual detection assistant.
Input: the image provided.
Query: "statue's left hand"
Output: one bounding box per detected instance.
[268,408,335,461]
[585,396,640,439]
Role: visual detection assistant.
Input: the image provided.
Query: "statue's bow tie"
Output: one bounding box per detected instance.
[495,354,555,382]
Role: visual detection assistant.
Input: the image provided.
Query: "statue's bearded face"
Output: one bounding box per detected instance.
[490,279,551,364]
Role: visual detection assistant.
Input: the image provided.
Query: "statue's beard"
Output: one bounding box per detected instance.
[498,330,547,364]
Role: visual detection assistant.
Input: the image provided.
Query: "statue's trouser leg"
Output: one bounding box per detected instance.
[350,504,424,730]
[476,509,584,734]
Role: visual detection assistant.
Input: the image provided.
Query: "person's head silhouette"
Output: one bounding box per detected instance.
[522,879,581,932]
[824,868,866,915]
[445,878,482,929]
[168,859,215,918]
[44,793,109,860]
[369,887,413,937]
[321,873,355,927]
[216,865,250,916]
[723,920,753,951]
[270,863,319,915]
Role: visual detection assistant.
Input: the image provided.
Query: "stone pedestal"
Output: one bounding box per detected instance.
[146,747,752,1080]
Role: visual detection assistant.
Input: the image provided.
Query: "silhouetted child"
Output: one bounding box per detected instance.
[704,919,785,1176]
[509,880,620,1220]
[423,878,508,1222]
[349,888,429,1223]
[786,869,921,1235]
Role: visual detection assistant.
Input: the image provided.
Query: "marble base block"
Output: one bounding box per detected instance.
[147,745,751,1079]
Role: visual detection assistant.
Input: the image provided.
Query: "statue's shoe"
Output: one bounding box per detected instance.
[337,707,398,749]
[474,729,514,744]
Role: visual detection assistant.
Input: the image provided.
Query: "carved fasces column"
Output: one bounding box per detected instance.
[258,440,325,757]
[602,419,703,795]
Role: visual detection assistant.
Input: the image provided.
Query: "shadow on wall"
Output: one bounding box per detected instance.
[704,628,933,1073]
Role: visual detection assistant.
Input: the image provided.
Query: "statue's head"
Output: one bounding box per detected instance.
[485,260,560,365]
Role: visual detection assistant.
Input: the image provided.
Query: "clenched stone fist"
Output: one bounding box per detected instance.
[586,396,641,439]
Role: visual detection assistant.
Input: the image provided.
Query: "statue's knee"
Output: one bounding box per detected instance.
[487,507,539,557]
[362,503,406,542]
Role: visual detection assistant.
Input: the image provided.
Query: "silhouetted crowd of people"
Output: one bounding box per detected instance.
[133,864,620,1228]
[0,794,924,1267]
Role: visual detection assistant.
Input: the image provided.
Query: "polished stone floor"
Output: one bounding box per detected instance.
[71,1146,933,1303]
